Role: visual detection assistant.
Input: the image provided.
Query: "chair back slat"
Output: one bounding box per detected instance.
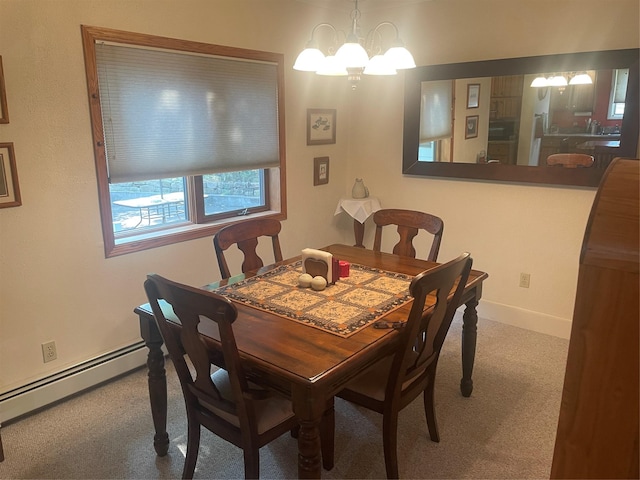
[386,253,472,403]
[373,209,444,262]
[213,218,283,279]
[144,275,250,418]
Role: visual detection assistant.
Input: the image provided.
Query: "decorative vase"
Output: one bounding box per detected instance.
[351,178,369,199]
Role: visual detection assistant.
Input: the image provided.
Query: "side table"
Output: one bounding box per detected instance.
[334,197,381,248]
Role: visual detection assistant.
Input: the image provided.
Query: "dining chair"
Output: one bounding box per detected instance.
[213,218,283,279]
[546,153,594,168]
[144,273,300,479]
[336,252,473,479]
[373,209,444,262]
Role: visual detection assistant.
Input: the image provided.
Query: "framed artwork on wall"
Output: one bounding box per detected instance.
[313,156,329,185]
[467,83,480,109]
[0,56,9,124]
[0,143,21,208]
[465,115,479,139]
[307,108,336,145]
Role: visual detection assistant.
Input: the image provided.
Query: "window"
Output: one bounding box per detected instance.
[81,26,286,257]
[418,80,453,162]
[608,68,628,120]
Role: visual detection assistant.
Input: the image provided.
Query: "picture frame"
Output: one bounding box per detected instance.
[467,83,480,109]
[0,56,8,124]
[307,108,336,145]
[465,115,479,139]
[313,156,330,186]
[0,143,21,208]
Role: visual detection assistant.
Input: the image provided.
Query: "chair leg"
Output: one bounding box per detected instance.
[182,419,201,479]
[243,448,260,479]
[382,412,400,479]
[320,398,335,471]
[424,377,440,443]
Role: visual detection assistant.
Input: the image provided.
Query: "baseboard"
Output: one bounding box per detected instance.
[477,300,572,339]
[0,342,148,423]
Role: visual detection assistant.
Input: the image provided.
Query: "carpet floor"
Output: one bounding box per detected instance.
[0,314,569,479]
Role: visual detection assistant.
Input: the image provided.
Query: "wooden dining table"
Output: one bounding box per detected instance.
[135,244,488,478]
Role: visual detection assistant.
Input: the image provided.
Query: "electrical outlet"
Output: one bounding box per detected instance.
[42,341,57,363]
[519,273,531,288]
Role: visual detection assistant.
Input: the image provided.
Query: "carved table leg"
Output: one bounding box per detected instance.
[293,386,323,479]
[353,219,365,248]
[139,316,170,456]
[460,295,479,397]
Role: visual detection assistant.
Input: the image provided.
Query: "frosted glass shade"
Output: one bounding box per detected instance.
[316,56,348,76]
[293,48,325,71]
[530,76,549,87]
[384,46,416,69]
[548,75,568,86]
[569,72,593,85]
[335,40,369,68]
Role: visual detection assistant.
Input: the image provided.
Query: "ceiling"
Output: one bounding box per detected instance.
[293,0,433,13]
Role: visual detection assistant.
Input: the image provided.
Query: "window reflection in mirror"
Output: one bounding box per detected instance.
[418,67,628,169]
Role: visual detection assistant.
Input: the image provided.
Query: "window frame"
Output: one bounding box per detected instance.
[81,25,287,258]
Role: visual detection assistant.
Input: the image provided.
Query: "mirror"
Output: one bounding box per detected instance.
[402,49,639,186]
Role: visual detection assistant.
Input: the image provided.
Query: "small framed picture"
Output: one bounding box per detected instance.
[465,115,479,139]
[0,56,9,124]
[307,108,336,145]
[313,156,329,186]
[0,143,22,208]
[467,83,480,109]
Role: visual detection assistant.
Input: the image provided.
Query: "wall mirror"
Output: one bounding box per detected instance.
[402,49,639,186]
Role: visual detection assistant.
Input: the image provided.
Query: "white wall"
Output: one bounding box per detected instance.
[349,0,639,336]
[0,0,638,410]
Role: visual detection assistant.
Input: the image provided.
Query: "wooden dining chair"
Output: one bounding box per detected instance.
[213,218,283,279]
[546,153,594,168]
[336,253,473,479]
[144,273,300,479]
[373,209,444,262]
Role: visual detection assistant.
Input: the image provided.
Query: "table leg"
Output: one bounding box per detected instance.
[292,386,324,479]
[139,316,170,456]
[353,219,365,248]
[460,295,479,397]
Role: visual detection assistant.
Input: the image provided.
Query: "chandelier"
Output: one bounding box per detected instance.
[293,0,416,88]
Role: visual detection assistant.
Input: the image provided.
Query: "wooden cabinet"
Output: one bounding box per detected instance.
[490,75,523,119]
[550,82,596,113]
[551,158,639,479]
[487,141,517,164]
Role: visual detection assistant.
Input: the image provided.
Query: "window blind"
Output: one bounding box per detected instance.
[96,42,280,183]
[613,68,629,103]
[420,80,453,143]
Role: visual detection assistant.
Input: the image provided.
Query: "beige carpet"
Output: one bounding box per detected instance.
[0,314,569,479]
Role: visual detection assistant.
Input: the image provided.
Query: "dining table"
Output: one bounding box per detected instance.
[135,244,488,478]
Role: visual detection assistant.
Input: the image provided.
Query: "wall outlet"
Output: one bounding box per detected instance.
[42,341,57,363]
[519,273,531,288]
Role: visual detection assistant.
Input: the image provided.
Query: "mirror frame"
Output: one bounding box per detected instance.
[402,49,639,186]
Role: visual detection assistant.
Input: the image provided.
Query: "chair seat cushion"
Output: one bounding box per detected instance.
[342,352,425,402]
[201,369,295,434]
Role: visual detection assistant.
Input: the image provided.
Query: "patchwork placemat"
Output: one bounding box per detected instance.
[214,261,414,337]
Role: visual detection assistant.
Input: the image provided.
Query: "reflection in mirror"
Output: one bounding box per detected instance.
[403,49,639,186]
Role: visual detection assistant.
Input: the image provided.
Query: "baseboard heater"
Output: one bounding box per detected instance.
[0,342,148,424]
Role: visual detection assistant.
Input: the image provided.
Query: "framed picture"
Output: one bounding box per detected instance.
[465,115,479,139]
[0,143,21,208]
[313,156,330,186]
[0,56,8,124]
[467,83,480,109]
[307,108,336,145]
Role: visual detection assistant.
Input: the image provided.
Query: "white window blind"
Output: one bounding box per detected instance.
[96,42,280,183]
[612,68,629,103]
[420,80,453,143]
